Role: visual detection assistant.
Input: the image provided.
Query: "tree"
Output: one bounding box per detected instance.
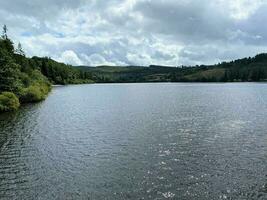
[0,26,14,54]
[0,41,21,93]
[2,25,7,39]
[15,42,25,56]
[0,62,21,93]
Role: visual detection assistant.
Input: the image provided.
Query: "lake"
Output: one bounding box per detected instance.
[0,83,267,199]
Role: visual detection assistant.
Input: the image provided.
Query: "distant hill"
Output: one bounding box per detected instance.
[77,53,267,83]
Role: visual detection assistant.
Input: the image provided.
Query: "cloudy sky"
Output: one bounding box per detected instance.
[0,0,267,66]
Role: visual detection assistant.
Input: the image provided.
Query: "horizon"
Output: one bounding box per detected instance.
[34,52,267,68]
[1,0,267,67]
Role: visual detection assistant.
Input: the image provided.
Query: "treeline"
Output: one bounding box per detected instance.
[78,54,267,83]
[219,54,267,82]
[13,54,93,85]
[77,65,181,83]
[30,57,93,85]
[170,54,267,82]
[0,25,93,112]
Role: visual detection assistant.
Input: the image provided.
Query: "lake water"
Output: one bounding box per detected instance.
[0,83,267,199]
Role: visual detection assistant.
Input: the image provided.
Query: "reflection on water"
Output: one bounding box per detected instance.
[0,83,267,199]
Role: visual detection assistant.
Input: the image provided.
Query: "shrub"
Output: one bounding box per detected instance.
[20,82,51,103]
[21,85,43,102]
[0,92,20,112]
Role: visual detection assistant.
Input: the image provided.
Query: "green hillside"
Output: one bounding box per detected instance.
[78,54,267,83]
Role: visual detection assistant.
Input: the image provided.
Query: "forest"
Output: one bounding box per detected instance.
[0,25,93,112]
[79,54,267,83]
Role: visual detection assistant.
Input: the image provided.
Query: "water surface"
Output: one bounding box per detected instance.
[0,83,267,199]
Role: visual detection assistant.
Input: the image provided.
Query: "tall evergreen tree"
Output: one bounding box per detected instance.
[0,49,21,93]
[15,42,25,56]
[1,25,7,39]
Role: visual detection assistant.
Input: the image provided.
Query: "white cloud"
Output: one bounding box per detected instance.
[58,50,83,65]
[1,0,267,66]
[81,53,116,66]
[227,0,266,20]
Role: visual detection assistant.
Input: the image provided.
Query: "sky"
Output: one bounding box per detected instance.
[0,0,267,66]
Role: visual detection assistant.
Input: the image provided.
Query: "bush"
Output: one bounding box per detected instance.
[20,83,51,103]
[19,70,52,103]
[0,92,20,112]
[21,85,43,102]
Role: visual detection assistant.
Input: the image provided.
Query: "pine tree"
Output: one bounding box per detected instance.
[15,42,25,56]
[2,25,7,39]
[0,25,14,54]
[0,50,21,93]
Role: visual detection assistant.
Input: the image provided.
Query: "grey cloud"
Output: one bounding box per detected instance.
[0,0,267,66]
[133,0,233,43]
[235,4,267,45]
[0,0,86,20]
[179,43,267,66]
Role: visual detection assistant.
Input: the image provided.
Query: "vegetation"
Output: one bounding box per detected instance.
[30,56,93,85]
[0,92,20,112]
[1,24,267,112]
[77,65,180,83]
[19,70,51,103]
[78,54,267,83]
[0,25,93,112]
